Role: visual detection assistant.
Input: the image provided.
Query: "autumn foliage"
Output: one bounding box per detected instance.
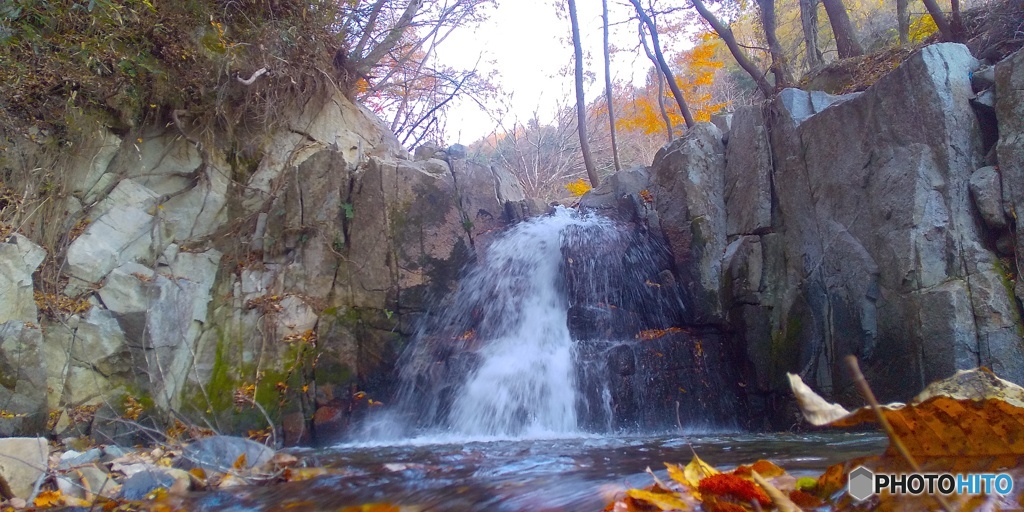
[606,367,1024,511]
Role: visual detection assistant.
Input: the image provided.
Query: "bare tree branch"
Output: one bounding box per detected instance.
[629,0,695,128]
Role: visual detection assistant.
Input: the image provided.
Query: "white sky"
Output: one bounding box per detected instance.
[434,0,695,144]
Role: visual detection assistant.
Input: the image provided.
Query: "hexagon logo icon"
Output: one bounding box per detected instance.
[848,466,875,501]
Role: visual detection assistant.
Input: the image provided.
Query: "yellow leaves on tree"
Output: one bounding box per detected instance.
[908,14,939,42]
[565,178,592,197]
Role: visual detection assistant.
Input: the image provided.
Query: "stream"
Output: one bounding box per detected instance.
[185,432,886,511]
[183,210,888,510]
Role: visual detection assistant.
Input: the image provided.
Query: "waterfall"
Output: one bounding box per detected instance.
[387,208,615,437]
[362,206,739,441]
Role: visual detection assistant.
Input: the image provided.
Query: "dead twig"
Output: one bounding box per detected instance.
[844,355,954,512]
[237,67,269,85]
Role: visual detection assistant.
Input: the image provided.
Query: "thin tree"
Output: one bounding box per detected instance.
[820,0,864,58]
[639,24,674,142]
[950,0,964,40]
[921,0,956,41]
[800,0,824,68]
[896,0,910,44]
[602,0,622,172]
[690,0,774,98]
[629,0,695,129]
[756,0,794,88]
[567,0,601,188]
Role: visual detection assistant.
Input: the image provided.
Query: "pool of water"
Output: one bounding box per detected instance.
[184,431,887,511]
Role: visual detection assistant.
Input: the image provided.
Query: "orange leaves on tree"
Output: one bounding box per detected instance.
[673,32,728,123]
[615,31,729,136]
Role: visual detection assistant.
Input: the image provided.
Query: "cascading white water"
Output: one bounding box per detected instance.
[386,208,622,438]
[363,203,737,442]
[446,210,615,436]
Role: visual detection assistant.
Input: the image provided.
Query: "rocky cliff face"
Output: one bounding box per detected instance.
[0,92,531,442]
[587,43,1024,428]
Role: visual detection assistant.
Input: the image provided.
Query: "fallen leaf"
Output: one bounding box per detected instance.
[787,372,851,425]
[750,470,802,512]
[698,473,771,507]
[789,368,1024,457]
[625,488,689,510]
[682,453,720,488]
[284,467,344,482]
[33,490,62,507]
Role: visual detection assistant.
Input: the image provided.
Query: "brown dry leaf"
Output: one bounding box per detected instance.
[789,367,1024,457]
[232,453,248,471]
[624,488,689,510]
[283,467,345,482]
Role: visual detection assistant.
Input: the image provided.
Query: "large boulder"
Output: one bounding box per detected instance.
[0,234,45,324]
[724,106,773,236]
[0,235,47,434]
[0,437,48,499]
[651,123,727,325]
[997,48,1024,299]
[0,323,47,435]
[761,43,1024,403]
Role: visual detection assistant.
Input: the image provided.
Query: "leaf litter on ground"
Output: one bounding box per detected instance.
[604,367,1024,511]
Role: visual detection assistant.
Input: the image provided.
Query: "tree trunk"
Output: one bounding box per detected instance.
[690,0,774,98]
[800,0,824,69]
[629,0,695,129]
[921,0,956,42]
[567,0,600,188]
[602,0,621,173]
[950,0,965,41]
[757,0,794,89]
[820,0,863,58]
[639,22,674,142]
[896,0,910,44]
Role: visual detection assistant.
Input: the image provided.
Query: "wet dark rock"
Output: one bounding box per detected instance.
[282,412,310,447]
[312,404,347,444]
[58,448,102,469]
[607,344,636,376]
[120,470,176,501]
[179,435,275,474]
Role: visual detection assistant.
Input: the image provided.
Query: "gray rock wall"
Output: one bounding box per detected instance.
[0,92,530,441]
[593,43,1024,428]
